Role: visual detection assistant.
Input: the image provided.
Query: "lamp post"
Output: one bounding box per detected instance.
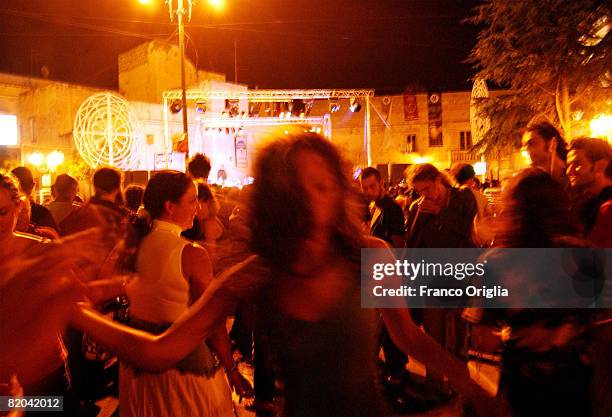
[165,0,194,156]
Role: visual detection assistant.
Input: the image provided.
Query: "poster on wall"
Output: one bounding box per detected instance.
[427,92,443,146]
[154,152,186,171]
[234,134,247,168]
[403,94,418,120]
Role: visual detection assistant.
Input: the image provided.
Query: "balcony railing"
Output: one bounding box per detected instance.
[450,149,480,162]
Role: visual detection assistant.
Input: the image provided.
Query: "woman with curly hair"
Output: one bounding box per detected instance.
[70,130,498,416]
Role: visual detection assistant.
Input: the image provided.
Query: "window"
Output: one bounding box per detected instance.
[0,115,18,146]
[428,122,443,147]
[406,134,417,153]
[460,131,472,150]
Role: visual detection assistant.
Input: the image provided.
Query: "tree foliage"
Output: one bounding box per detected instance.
[468,0,611,154]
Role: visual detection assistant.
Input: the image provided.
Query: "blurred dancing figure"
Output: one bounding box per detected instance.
[70,131,499,417]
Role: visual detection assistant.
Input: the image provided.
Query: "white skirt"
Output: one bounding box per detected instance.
[119,363,234,417]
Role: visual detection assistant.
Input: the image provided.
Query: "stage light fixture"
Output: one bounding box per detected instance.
[225,99,239,117]
[273,102,281,117]
[304,99,314,116]
[249,102,262,117]
[349,97,362,113]
[279,102,289,118]
[169,99,182,114]
[291,99,306,117]
[195,100,207,114]
[329,98,340,113]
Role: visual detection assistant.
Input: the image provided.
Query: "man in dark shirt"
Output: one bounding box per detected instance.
[60,167,130,237]
[360,167,405,248]
[11,166,57,231]
[521,121,570,189]
[360,167,408,390]
[567,137,612,248]
[405,164,477,248]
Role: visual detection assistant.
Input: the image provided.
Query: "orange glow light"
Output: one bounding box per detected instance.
[207,0,224,10]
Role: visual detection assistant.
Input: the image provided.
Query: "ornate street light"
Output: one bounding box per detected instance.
[165,0,195,155]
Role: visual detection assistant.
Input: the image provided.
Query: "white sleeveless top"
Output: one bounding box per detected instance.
[128,220,191,323]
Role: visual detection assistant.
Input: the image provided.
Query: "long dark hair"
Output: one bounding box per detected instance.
[495,168,578,247]
[248,129,364,271]
[126,171,194,269]
[143,170,193,220]
[525,121,568,163]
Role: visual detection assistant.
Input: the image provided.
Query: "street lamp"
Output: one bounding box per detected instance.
[164,0,195,156]
[160,0,224,157]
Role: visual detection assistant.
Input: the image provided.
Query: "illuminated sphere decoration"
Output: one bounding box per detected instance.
[73,92,141,170]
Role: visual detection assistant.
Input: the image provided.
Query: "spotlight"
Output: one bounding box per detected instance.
[291,99,306,117]
[195,100,207,114]
[169,99,182,114]
[249,102,261,117]
[273,102,281,117]
[225,99,239,117]
[304,99,314,116]
[349,97,362,113]
[329,98,340,113]
[279,102,289,118]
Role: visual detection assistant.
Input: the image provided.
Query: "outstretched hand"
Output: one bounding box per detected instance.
[0,228,119,385]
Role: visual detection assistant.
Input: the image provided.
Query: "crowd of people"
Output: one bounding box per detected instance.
[0,122,610,417]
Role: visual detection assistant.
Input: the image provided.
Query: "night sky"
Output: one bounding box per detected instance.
[0,0,481,93]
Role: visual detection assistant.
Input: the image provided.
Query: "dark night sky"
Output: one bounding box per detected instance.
[0,0,481,93]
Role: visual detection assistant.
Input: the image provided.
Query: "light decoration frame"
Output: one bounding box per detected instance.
[73,92,141,170]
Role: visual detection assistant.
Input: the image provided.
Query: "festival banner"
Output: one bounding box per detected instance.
[403,93,418,120]
[427,92,443,146]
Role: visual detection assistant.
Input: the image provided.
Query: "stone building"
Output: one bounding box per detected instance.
[1,40,522,187]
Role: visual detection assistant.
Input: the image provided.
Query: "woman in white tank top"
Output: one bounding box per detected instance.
[121,170,252,417]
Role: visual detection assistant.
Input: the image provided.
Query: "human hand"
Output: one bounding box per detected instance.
[418,198,441,215]
[0,228,118,385]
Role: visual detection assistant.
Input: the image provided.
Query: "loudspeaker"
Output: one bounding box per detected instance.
[375,164,389,184]
[390,163,410,185]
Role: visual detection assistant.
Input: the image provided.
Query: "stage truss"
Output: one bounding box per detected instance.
[197,115,331,136]
[161,88,375,166]
[162,89,374,102]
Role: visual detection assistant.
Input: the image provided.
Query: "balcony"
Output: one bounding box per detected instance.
[450,149,480,162]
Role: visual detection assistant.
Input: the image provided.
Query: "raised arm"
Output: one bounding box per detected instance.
[70,255,261,372]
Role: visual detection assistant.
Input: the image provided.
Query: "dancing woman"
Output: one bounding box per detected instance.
[70,132,500,416]
[120,171,251,417]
